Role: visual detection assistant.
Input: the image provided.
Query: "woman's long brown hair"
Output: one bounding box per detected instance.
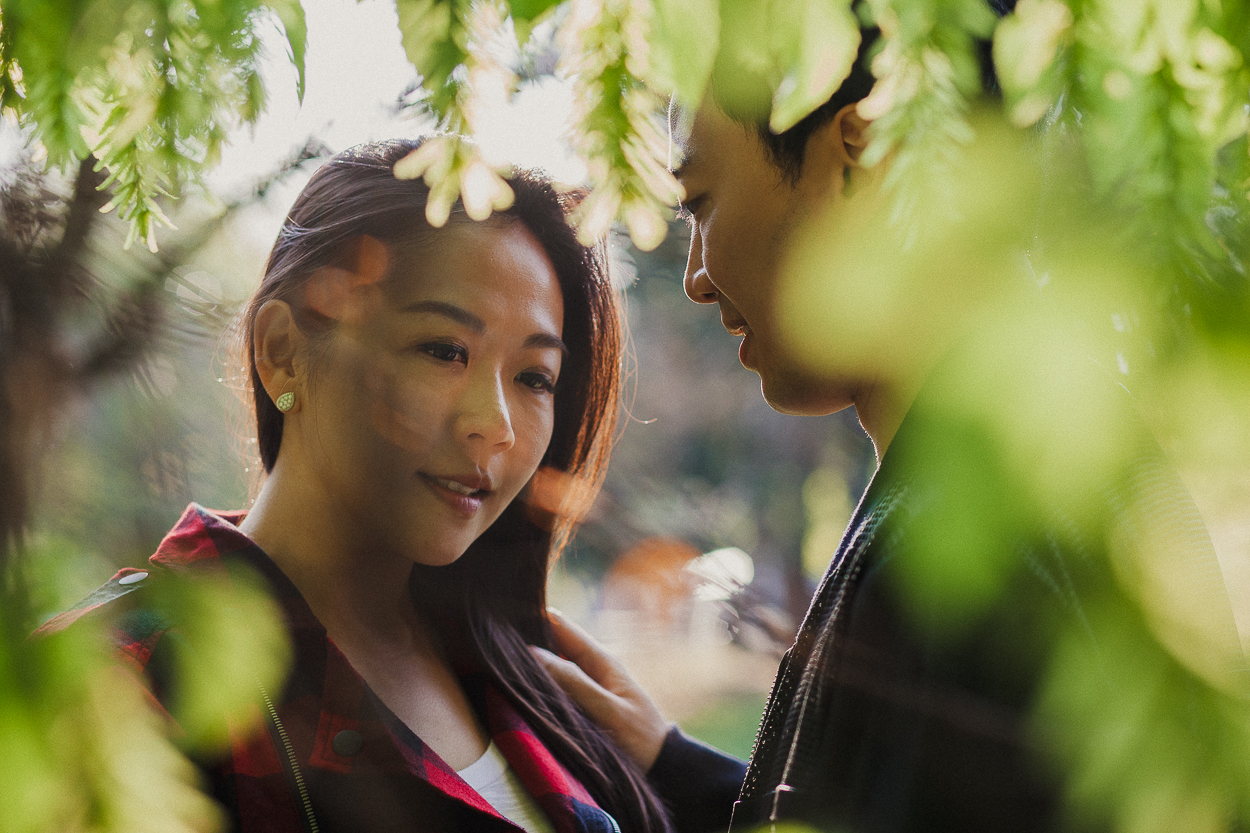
[242,139,670,833]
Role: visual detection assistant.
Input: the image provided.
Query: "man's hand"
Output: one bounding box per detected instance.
[533,608,673,772]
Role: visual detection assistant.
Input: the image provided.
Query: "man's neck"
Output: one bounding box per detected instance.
[854,371,926,465]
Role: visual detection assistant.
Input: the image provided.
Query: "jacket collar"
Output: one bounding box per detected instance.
[151,504,616,833]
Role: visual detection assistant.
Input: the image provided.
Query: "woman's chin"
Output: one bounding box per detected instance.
[409,547,468,568]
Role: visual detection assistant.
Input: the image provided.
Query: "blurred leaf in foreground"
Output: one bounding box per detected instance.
[776,103,1250,829]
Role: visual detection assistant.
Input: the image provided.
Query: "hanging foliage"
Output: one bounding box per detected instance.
[0,0,305,250]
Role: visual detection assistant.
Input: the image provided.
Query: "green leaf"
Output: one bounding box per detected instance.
[647,0,720,106]
[150,568,292,751]
[992,0,1073,127]
[711,0,775,119]
[395,0,454,68]
[268,0,308,104]
[511,0,560,43]
[394,0,467,121]
[951,0,998,39]
[510,0,561,24]
[769,0,860,133]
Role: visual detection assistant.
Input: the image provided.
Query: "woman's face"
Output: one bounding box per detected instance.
[295,220,565,566]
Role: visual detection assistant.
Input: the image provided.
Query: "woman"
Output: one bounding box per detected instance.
[46,139,679,833]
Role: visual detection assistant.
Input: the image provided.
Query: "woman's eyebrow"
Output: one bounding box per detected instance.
[403,299,566,354]
[402,300,484,332]
[526,333,568,355]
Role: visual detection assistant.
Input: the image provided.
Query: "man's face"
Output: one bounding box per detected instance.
[673,102,864,416]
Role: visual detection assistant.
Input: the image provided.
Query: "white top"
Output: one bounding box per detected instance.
[457,741,556,833]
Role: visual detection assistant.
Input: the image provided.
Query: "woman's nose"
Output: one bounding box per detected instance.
[683,227,718,304]
[458,376,515,451]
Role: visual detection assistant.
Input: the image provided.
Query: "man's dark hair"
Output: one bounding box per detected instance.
[717,0,1015,181]
[751,32,879,182]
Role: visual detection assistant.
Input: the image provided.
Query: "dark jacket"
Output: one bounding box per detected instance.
[731,359,1244,833]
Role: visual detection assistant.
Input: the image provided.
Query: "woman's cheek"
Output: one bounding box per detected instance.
[367,372,441,455]
[522,397,556,447]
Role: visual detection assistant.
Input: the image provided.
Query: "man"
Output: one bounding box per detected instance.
[539,16,1247,833]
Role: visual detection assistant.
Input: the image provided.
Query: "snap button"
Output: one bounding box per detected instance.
[118,571,148,586]
[332,729,363,756]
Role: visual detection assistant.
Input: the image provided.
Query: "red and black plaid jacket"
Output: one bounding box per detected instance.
[40,504,624,833]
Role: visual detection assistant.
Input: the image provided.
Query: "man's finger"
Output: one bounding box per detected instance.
[545,608,624,684]
[533,639,672,772]
[531,645,623,727]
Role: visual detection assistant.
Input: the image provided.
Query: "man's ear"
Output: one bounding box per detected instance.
[253,300,305,414]
[831,103,870,166]
[801,103,873,203]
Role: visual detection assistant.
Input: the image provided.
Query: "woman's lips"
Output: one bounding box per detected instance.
[420,473,487,516]
[432,475,484,495]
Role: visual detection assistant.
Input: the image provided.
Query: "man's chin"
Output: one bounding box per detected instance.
[759,371,855,417]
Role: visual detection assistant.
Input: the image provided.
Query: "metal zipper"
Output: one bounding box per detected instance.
[256,678,320,833]
[766,484,907,829]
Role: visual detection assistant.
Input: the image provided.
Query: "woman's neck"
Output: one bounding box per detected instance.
[239,455,490,769]
[239,456,417,644]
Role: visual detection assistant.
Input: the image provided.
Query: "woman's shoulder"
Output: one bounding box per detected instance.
[31,563,181,724]
[33,566,160,638]
[33,502,262,658]
[34,502,297,727]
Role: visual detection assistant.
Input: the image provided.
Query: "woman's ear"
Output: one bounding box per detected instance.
[253,300,306,415]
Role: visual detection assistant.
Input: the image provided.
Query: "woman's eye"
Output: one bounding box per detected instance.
[419,342,467,363]
[517,371,557,394]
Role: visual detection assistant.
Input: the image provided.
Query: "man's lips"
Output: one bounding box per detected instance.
[723,320,754,367]
[738,330,754,369]
[720,309,749,337]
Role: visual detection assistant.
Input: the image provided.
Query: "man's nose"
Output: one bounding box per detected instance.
[683,226,718,304]
[458,375,515,452]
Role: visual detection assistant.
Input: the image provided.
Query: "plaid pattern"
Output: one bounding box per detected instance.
[46,503,620,833]
[483,686,617,833]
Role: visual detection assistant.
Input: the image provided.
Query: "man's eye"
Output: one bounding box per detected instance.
[517,371,557,394]
[676,196,703,225]
[420,342,467,363]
